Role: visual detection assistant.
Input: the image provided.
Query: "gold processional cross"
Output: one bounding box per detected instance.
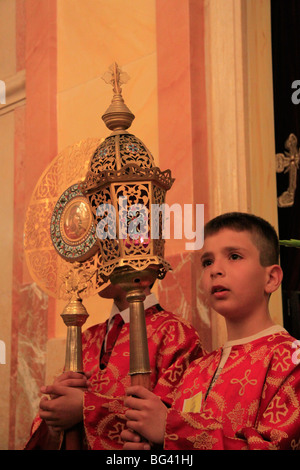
[276,133,300,208]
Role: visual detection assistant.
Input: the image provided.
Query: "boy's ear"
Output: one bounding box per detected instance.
[265,264,283,294]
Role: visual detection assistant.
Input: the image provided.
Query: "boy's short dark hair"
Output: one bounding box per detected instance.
[204,212,279,266]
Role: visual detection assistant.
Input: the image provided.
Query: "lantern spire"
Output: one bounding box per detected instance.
[101,62,135,132]
[82,64,175,390]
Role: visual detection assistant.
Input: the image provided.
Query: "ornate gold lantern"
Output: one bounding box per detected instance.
[82,63,174,387]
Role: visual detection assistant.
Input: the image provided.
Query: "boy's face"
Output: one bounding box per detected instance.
[200,228,274,320]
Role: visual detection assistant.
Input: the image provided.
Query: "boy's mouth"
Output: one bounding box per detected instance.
[211,285,229,295]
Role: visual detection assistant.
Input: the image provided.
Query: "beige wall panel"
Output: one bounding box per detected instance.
[244,0,282,326]
[0,111,14,449]
[56,0,158,337]
[57,0,156,93]
[57,54,158,160]
[0,0,16,78]
[245,0,278,224]
[204,0,282,347]
[0,0,16,450]
[204,0,249,218]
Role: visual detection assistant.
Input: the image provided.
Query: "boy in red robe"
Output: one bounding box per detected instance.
[122,212,300,450]
[25,283,203,449]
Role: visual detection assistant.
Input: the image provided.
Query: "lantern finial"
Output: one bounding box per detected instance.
[101,62,135,132]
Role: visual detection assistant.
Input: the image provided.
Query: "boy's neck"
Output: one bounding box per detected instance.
[225,311,275,341]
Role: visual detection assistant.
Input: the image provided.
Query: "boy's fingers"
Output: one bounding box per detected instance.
[124,395,145,410]
[39,396,52,411]
[58,378,87,388]
[39,397,57,421]
[123,442,151,450]
[124,409,143,421]
[124,420,139,434]
[47,371,88,390]
[40,413,57,422]
[121,429,141,443]
[85,367,97,378]
[40,384,68,396]
[125,385,152,399]
[55,371,84,382]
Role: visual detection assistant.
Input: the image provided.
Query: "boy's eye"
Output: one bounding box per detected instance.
[229,253,241,260]
[202,259,213,268]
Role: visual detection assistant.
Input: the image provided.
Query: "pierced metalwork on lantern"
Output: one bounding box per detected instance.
[81,63,174,281]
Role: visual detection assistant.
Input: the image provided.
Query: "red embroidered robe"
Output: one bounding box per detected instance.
[26,305,203,450]
[164,329,300,450]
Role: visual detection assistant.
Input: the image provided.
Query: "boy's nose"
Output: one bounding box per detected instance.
[210,263,225,278]
[210,271,224,279]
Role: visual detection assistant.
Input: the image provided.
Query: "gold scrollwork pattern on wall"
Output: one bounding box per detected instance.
[24,138,108,300]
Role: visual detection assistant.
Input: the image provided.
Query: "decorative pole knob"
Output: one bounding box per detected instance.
[61,295,89,372]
